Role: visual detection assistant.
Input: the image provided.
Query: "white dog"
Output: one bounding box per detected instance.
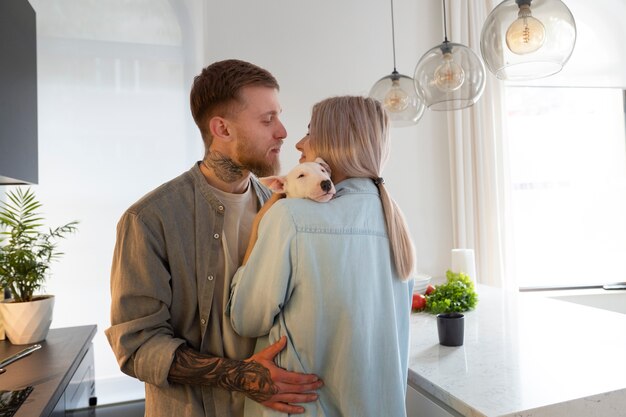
[260,158,336,202]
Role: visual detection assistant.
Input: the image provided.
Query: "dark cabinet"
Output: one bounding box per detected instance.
[0,0,38,185]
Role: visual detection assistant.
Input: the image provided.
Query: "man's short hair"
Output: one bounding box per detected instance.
[190,59,279,147]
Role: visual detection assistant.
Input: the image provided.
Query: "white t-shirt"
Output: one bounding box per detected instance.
[206,179,258,416]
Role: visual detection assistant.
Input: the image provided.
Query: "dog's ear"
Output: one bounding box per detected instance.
[314,157,332,175]
[259,175,287,193]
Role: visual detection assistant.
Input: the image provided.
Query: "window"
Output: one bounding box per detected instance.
[505,87,626,289]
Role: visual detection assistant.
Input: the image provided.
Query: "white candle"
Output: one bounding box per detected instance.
[451,248,477,283]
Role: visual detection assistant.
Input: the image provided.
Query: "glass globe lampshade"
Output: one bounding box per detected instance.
[414,42,486,111]
[369,71,425,127]
[480,0,576,80]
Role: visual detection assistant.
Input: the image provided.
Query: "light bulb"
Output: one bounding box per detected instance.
[505,3,545,55]
[383,79,410,113]
[434,52,465,92]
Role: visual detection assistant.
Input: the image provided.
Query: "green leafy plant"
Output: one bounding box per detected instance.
[0,187,78,302]
[425,270,478,314]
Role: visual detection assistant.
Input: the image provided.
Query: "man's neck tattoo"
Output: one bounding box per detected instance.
[203,152,244,183]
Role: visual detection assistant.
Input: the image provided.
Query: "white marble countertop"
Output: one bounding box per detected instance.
[407,284,626,416]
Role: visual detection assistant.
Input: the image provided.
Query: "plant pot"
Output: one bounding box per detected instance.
[0,295,55,345]
[437,312,465,347]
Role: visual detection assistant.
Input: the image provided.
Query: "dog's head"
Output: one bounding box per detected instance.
[260,158,336,202]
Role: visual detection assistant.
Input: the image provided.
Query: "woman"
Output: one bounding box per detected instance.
[229,96,414,417]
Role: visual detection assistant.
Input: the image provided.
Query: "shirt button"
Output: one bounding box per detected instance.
[207,275,214,281]
[218,205,224,211]
[213,233,220,239]
[200,318,206,325]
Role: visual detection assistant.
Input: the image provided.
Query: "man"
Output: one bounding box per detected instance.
[105,59,322,417]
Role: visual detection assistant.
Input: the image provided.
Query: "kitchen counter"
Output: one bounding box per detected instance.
[0,325,97,416]
[408,285,626,416]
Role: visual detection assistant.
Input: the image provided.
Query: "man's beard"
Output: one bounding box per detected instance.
[205,141,280,183]
[236,138,280,178]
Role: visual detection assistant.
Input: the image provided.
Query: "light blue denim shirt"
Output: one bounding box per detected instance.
[230,177,412,417]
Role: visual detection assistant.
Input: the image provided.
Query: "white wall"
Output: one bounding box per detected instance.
[201,0,453,278]
[14,0,454,405]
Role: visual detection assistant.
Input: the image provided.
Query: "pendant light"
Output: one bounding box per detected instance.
[480,0,576,81]
[414,0,485,111]
[369,0,424,127]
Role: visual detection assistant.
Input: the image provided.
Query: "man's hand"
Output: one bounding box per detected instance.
[168,336,322,414]
[246,336,323,414]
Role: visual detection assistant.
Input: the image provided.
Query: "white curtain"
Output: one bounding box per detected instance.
[445,0,515,289]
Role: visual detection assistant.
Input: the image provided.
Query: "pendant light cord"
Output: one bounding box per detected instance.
[442,0,449,43]
[390,0,398,72]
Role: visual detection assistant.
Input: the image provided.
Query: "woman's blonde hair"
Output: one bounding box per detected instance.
[309,96,415,280]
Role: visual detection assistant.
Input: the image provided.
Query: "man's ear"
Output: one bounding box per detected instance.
[315,157,332,175]
[259,176,287,193]
[208,116,231,141]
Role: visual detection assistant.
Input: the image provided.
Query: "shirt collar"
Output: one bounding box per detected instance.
[335,177,379,197]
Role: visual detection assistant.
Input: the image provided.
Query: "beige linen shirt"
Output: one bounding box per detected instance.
[105,163,271,417]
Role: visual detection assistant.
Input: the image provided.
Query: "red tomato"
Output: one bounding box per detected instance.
[425,284,436,295]
[412,293,426,311]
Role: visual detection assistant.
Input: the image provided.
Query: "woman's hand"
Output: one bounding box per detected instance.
[242,193,286,264]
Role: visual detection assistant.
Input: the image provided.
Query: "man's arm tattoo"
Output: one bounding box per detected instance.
[168,345,278,402]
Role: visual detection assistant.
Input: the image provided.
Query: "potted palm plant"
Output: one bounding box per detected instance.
[0,187,78,344]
